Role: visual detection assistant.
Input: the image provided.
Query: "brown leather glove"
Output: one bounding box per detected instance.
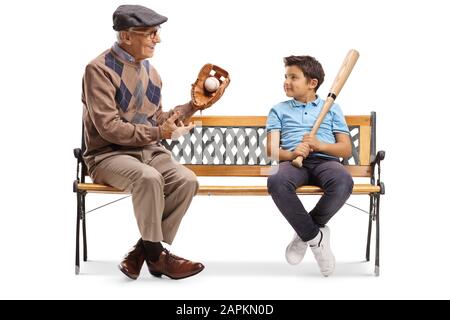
[191,63,230,110]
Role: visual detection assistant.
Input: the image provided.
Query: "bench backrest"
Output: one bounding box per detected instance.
[79,113,376,179]
[161,113,376,178]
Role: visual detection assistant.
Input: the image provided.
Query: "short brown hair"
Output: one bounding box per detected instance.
[284,55,325,92]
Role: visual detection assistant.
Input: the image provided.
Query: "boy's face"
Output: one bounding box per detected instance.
[284,65,317,100]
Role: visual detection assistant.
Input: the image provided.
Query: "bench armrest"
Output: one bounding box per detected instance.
[370,150,386,195]
[73,148,83,191]
[370,150,385,166]
[74,148,82,160]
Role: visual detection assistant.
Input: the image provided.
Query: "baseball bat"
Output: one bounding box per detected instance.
[292,49,360,168]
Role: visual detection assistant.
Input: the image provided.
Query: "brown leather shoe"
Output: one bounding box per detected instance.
[146,249,205,280]
[118,239,146,280]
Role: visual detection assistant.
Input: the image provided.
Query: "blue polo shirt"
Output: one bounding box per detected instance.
[266,96,349,159]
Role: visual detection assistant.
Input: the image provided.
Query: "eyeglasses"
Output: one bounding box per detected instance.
[129,27,161,40]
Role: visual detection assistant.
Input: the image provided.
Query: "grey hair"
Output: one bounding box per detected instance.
[116,31,124,42]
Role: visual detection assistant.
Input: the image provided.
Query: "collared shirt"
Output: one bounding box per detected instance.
[112,42,137,63]
[266,96,349,159]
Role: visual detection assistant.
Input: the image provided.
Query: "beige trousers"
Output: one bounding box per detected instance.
[89,145,198,244]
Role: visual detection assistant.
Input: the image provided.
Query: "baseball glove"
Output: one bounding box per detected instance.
[191,63,230,110]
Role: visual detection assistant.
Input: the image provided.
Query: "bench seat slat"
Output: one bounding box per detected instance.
[77,183,380,195]
[185,165,372,177]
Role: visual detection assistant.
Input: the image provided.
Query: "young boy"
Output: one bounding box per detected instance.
[266,55,354,277]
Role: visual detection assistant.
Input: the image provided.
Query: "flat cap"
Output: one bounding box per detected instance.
[113,5,168,31]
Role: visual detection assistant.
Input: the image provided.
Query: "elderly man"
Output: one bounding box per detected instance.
[82,5,210,280]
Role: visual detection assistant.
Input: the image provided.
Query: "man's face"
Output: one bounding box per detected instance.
[284,65,316,99]
[126,26,161,61]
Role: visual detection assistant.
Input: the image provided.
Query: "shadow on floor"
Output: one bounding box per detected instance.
[79,259,375,278]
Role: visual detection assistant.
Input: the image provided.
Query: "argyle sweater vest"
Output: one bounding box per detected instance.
[82,47,194,167]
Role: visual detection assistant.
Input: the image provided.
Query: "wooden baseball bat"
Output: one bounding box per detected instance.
[292,49,360,168]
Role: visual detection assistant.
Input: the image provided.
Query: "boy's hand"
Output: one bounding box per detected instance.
[302,133,323,152]
[293,142,311,159]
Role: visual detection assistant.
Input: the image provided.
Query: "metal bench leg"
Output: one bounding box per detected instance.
[75,193,81,275]
[375,194,380,276]
[81,194,88,262]
[366,195,374,261]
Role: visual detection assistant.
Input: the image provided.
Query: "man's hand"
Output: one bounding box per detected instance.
[302,133,323,153]
[171,121,195,140]
[159,112,194,140]
[293,142,311,159]
[159,112,180,139]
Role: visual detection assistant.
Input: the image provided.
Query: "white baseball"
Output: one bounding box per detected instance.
[204,76,220,92]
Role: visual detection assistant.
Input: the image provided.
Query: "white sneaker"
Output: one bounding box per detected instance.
[309,226,335,277]
[285,233,308,265]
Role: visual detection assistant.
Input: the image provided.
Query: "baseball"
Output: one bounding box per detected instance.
[204,76,220,92]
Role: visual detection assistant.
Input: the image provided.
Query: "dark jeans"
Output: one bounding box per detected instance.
[267,157,354,242]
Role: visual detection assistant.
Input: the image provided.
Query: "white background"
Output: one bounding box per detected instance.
[1,0,449,299]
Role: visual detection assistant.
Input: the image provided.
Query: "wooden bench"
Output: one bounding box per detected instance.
[73,113,385,275]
